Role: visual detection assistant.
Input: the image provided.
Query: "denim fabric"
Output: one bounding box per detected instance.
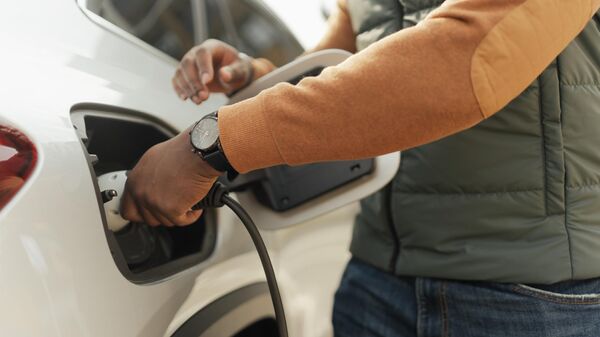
[332,258,600,337]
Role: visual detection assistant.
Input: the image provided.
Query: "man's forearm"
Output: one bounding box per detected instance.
[219,0,600,173]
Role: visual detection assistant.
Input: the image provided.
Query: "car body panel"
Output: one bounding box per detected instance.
[0,1,396,336]
[0,1,218,336]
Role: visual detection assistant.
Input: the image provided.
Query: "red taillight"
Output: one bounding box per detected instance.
[0,126,37,210]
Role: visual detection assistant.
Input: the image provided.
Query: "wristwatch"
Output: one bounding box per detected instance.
[189,111,238,179]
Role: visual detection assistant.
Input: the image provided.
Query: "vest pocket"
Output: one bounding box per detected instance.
[538,65,566,215]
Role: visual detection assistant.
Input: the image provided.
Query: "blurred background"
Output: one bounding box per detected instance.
[80,0,337,66]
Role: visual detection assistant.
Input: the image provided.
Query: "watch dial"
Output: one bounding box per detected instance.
[191,117,219,151]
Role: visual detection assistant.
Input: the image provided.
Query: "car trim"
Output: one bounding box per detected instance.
[171,282,273,337]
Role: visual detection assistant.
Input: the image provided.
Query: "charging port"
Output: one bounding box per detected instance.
[72,107,216,283]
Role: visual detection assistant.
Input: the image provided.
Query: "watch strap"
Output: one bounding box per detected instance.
[202,140,239,180]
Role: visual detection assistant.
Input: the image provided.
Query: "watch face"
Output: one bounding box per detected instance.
[191,117,219,151]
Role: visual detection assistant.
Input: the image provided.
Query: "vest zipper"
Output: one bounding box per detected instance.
[384,183,401,271]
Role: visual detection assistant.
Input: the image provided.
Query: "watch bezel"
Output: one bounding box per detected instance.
[190,115,219,153]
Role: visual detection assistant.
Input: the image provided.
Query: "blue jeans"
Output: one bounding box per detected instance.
[332,258,600,337]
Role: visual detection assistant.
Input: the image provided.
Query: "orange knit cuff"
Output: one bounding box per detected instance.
[218,96,284,173]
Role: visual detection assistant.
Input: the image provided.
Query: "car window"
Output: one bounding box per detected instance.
[82,0,197,60]
[204,0,236,47]
[80,0,303,64]
[206,0,304,66]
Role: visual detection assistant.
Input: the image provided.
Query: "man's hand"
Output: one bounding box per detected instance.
[173,39,253,104]
[120,129,222,227]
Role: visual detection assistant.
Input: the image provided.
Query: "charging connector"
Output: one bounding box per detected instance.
[195,182,288,337]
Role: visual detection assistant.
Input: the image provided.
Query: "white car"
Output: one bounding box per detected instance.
[0,1,398,336]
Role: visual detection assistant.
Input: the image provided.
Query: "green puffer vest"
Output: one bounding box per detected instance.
[348,0,600,283]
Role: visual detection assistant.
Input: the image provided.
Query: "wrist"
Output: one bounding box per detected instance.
[196,153,223,178]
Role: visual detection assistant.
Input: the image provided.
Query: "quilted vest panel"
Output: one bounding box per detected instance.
[348,0,600,283]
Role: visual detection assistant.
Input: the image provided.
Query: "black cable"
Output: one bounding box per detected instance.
[222,195,288,337]
[194,183,288,337]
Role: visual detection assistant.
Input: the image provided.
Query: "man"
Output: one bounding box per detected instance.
[122,0,600,335]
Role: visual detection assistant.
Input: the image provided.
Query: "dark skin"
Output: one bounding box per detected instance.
[172,39,253,104]
[120,40,253,226]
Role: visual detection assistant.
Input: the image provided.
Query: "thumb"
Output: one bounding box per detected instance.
[219,60,251,84]
[175,209,203,227]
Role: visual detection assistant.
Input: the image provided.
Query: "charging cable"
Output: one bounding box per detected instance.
[194,182,288,337]
[99,171,288,335]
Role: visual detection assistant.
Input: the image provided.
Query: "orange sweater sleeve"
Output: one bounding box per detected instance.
[219,0,600,173]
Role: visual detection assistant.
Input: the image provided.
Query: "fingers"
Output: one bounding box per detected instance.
[120,132,219,229]
[121,185,162,227]
[120,188,144,224]
[142,207,202,227]
[172,72,190,100]
[173,45,214,105]
[121,185,203,227]
[192,47,214,103]
[173,40,252,104]
[179,57,205,104]
[219,60,250,88]
[139,207,161,227]
[122,200,202,227]
[175,210,203,227]
[146,208,176,228]
[145,199,179,227]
